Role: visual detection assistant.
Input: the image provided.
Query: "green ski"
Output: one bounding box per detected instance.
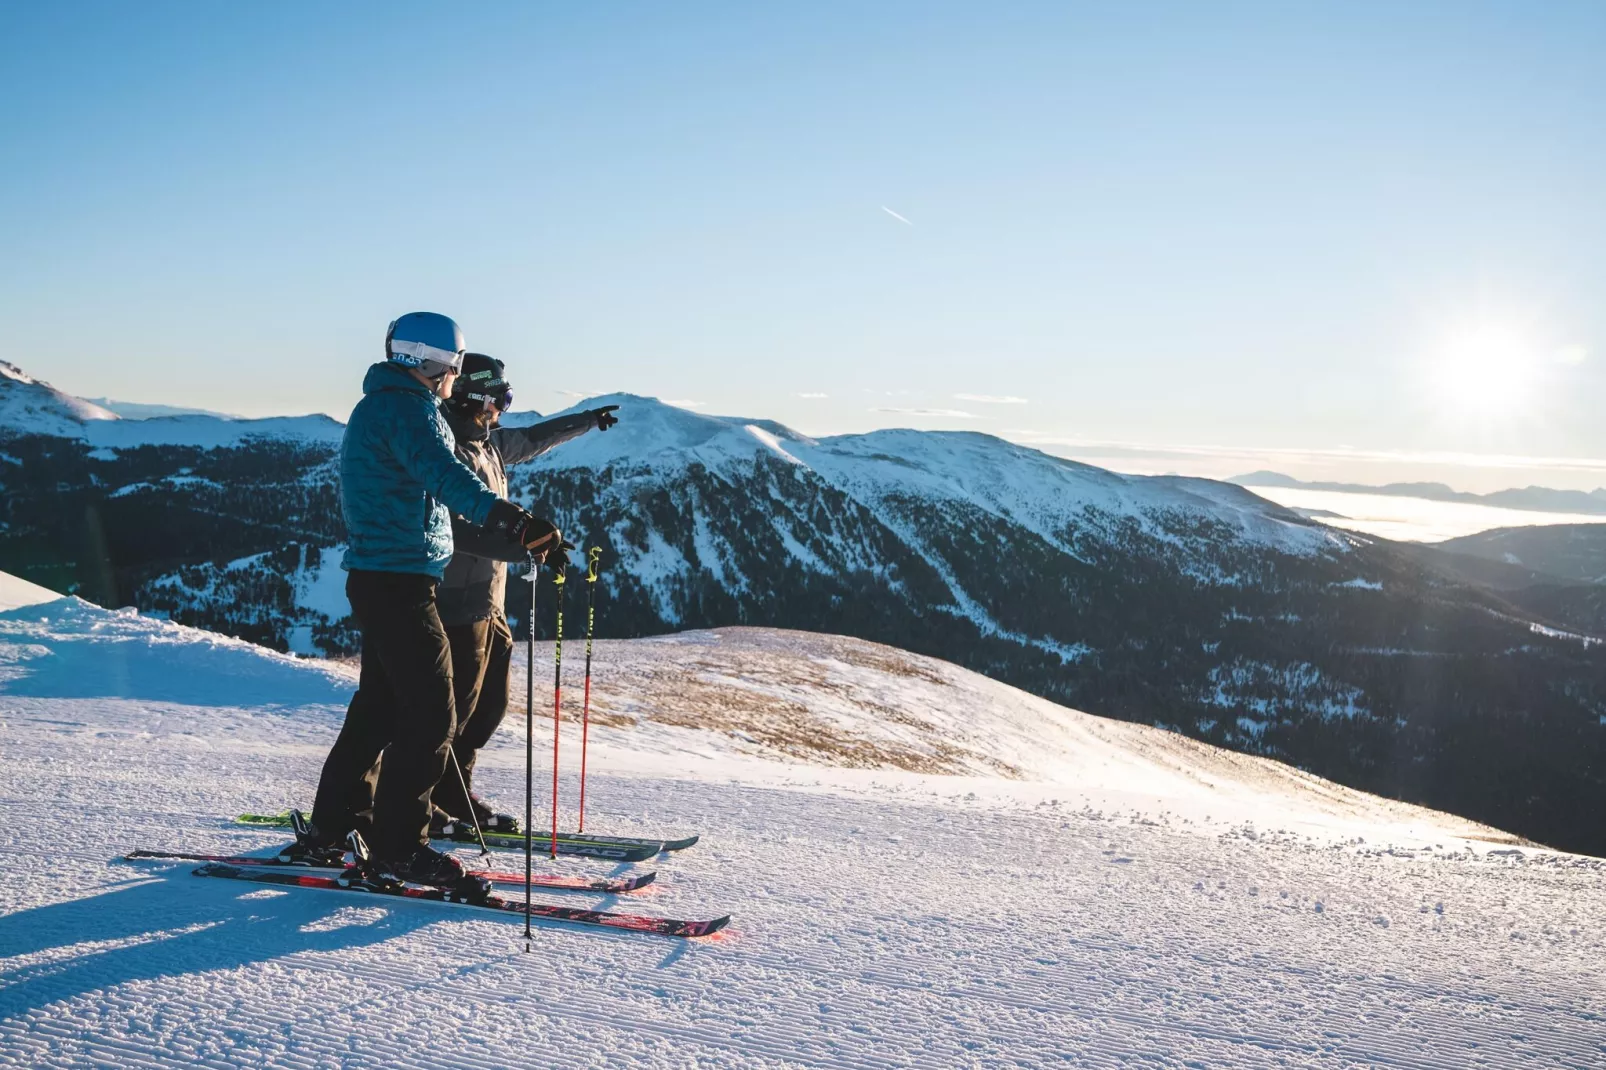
[234,812,697,859]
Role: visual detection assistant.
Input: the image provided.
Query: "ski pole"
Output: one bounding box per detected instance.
[445,747,489,857]
[524,552,536,951]
[578,547,602,832]
[551,558,567,861]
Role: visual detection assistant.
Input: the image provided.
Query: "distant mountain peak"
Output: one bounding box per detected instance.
[0,360,121,438]
[1231,470,1606,518]
[83,398,244,420]
[0,359,342,449]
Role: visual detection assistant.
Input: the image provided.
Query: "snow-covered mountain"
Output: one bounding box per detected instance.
[518,394,1341,645]
[1,591,1597,1067]
[4,370,1606,857]
[82,397,243,420]
[0,360,119,437]
[0,360,342,450]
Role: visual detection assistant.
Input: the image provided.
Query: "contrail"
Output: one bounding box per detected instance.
[881,206,913,226]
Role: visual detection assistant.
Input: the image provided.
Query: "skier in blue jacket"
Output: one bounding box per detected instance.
[304,312,561,890]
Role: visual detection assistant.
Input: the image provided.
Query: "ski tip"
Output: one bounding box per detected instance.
[661,835,700,852]
[580,843,663,862]
[628,871,658,891]
[689,915,732,938]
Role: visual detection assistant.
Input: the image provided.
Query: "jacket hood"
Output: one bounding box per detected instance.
[362,361,434,397]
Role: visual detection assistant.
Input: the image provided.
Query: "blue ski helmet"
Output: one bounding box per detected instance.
[385,312,466,380]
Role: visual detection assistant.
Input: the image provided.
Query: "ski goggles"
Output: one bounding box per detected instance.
[387,339,466,373]
[465,386,514,412]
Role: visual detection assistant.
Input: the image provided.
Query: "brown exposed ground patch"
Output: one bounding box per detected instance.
[508,627,1023,776]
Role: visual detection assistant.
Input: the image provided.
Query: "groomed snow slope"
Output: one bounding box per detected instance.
[0,572,62,613]
[1,599,1602,1067]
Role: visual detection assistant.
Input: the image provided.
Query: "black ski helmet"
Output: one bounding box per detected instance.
[448,353,513,415]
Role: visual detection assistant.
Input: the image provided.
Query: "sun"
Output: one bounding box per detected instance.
[1432,319,1542,417]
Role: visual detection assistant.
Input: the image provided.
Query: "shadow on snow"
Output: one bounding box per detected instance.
[0,871,432,1020]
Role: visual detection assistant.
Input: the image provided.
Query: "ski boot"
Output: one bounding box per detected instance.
[343,830,491,903]
[468,795,520,833]
[277,809,347,866]
[429,806,480,842]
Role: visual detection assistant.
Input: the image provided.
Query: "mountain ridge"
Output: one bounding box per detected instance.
[1232,469,1606,516]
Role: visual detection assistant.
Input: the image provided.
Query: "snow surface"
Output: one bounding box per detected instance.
[2,594,1602,1067]
[0,572,63,613]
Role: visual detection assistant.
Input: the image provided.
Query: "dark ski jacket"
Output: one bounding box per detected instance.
[339,363,500,579]
[437,409,597,626]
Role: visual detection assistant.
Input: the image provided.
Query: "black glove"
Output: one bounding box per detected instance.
[485,499,527,539]
[546,540,576,573]
[485,500,561,554]
[591,405,620,431]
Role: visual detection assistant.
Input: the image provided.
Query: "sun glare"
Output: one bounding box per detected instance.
[1433,320,1541,417]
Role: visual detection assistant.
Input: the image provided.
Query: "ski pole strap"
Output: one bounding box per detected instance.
[586,546,602,583]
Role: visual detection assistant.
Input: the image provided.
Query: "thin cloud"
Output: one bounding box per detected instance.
[873,406,970,417]
[955,393,1027,405]
[1000,430,1606,476]
[796,392,829,399]
[881,206,913,226]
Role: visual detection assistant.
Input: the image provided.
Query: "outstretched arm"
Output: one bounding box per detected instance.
[493,406,619,466]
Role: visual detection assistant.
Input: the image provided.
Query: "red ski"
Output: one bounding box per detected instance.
[190,862,727,938]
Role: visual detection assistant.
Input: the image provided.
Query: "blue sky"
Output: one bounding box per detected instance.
[3,2,1604,489]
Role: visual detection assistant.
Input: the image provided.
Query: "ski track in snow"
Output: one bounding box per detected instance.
[1,604,1604,1066]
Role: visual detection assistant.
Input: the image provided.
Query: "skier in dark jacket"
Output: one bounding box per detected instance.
[303,313,562,889]
[429,353,619,832]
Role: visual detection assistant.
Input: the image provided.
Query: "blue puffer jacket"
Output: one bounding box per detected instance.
[340,362,502,578]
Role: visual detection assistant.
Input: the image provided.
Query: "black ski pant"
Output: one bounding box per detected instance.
[310,569,457,860]
[431,613,514,818]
